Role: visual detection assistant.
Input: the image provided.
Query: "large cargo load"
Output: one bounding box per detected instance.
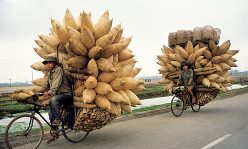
[12,10,144,132]
[158,26,239,106]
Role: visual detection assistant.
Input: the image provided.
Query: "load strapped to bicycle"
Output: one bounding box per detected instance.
[157,25,239,117]
[7,10,145,148]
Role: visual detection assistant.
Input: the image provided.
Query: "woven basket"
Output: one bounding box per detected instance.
[196,89,220,106]
[168,32,177,47]
[168,26,221,47]
[213,28,221,44]
[202,25,214,42]
[74,107,117,132]
[176,30,187,44]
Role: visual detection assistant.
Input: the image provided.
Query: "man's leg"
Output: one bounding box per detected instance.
[49,95,61,124]
[187,85,196,104]
[48,107,54,124]
[47,94,72,144]
[49,94,72,124]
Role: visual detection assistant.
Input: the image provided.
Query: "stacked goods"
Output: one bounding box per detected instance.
[11,90,34,100]
[74,107,116,132]
[196,89,220,106]
[158,26,239,106]
[13,9,144,132]
[11,87,41,101]
[168,25,221,47]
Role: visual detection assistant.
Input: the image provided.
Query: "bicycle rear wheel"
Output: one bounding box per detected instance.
[171,96,184,117]
[5,114,44,149]
[61,106,89,143]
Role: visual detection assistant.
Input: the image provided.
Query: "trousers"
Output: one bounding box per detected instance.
[48,94,72,123]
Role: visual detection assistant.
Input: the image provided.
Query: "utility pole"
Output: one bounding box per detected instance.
[9,78,12,87]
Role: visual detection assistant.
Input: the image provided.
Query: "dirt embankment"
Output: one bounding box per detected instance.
[0,86,34,96]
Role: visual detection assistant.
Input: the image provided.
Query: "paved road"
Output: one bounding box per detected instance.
[17,93,248,149]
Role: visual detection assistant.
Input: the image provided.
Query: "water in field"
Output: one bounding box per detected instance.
[0,112,49,136]
[227,84,247,90]
[0,84,247,135]
[133,84,248,109]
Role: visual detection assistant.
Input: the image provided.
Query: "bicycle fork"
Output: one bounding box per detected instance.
[22,112,36,137]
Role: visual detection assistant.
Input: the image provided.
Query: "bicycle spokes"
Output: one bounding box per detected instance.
[171,96,184,117]
[5,114,44,149]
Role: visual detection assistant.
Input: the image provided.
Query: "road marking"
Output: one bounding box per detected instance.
[201,134,232,149]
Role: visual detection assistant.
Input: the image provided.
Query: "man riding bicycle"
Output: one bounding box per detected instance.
[38,56,73,143]
[176,61,196,107]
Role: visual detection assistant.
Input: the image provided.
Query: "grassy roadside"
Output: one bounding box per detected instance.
[1,86,248,147]
[0,97,35,118]
[218,86,248,97]
[129,86,248,115]
[122,103,171,116]
[1,85,248,118]
[136,85,168,99]
[123,86,248,114]
[0,85,166,118]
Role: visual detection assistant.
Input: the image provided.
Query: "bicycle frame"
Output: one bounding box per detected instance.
[19,93,77,135]
[5,99,88,149]
[28,105,52,129]
[173,86,191,103]
[17,94,53,131]
[29,104,76,130]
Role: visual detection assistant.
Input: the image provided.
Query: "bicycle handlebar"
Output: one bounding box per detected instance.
[30,93,44,107]
[172,86,187,94]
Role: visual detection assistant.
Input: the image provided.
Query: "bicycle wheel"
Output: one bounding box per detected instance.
[171,96,184,117]
[61,107,89,143]
[5,114,44,149]
[191,103,201,112]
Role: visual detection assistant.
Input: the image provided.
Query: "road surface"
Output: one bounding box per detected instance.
[16,93,248,149]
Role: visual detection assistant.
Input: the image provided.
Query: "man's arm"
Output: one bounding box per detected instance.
[187,70,194,86]
[176,71,182,86]
[188,77,193,86]
[38,77,49,93]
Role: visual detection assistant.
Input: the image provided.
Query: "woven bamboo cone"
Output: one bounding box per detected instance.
[10,9,144,132]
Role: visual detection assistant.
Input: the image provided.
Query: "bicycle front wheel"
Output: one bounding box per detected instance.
[5,114,44,149]
[171,96,184,117]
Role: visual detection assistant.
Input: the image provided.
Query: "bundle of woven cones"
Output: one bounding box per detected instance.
[12,9,144,132]
[158,26,239,106]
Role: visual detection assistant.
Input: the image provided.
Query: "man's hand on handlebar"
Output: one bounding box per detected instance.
[31,93,44,106]
[43,91,51,99]
[36,92,43,96]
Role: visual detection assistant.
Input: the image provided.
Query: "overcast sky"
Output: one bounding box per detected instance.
[0,0,247,82]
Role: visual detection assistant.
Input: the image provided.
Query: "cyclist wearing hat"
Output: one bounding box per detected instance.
[39,56,73,143]
[176,60,196,105]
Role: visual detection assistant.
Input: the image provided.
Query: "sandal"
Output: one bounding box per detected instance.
[47,136,57,144]
[47,129,59,144]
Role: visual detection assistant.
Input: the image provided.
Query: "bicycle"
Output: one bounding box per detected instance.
[5,93,89,149]
[170,86,201,117]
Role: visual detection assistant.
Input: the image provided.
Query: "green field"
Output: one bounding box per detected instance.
[0,97,34,118]
[136,85,169,99]
[1,85,248,118]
